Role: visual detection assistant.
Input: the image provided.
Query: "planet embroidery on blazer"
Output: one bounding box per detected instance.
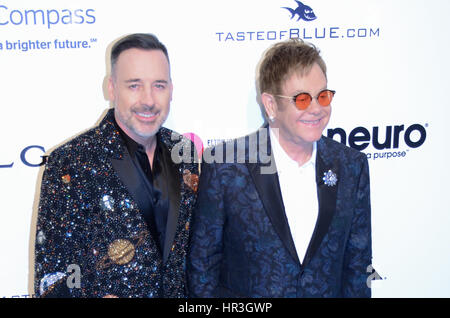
[61,174,71,184]
[107,239,135,265]
[100,194,115,211]
[37,230,46,245]
[183,169,199,192]
[96,232,147,270]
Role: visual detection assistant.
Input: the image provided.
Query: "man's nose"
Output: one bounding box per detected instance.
[306,96,322,113]
[141,87,155,106]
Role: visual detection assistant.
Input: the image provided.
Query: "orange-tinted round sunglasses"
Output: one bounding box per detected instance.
[276,89,336,110]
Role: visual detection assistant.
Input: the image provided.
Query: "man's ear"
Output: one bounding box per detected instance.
[261,92,277,119]
[107,76,116,102]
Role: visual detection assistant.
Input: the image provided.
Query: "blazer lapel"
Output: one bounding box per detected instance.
[110,151,156,225]
[302,138,339,268]
[246,127,301,265]
[159,141,181,264]
[99,109,163,256]
[110,129,182,264]
[101,108,156,228]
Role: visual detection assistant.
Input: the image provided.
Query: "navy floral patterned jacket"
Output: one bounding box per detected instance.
[187,126,372,297]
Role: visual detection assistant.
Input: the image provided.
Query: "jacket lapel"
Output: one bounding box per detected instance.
[159,140,181,264]
[100,109,156,226]
[101,108,160,255]
[302,138,339,268]
[110,151,158,233]
[246,127,301,265]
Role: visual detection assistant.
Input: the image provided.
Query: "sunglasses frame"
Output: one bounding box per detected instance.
[276,89,336,110]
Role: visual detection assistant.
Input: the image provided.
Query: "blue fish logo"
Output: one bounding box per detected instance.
[282,0,317,22]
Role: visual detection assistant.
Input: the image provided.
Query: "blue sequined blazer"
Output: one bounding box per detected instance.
[187,126,372,297]
[34,108,199,298]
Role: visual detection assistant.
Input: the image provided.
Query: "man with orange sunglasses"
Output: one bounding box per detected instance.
[188,38,373,297]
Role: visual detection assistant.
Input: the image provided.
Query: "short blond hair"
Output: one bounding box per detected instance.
[257,38,326,96]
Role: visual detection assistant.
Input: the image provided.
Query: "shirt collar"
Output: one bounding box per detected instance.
[269,127,316,172]
[113,116,153,160]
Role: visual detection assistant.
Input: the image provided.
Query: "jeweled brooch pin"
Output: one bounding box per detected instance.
[322,170,338,186]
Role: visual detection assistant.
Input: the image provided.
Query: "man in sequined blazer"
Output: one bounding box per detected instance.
[187,39,372,297]
[34,33,199,298]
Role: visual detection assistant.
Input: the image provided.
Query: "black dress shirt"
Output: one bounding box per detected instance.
[113,119,169,254]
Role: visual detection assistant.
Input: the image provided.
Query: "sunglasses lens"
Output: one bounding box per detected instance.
[317,90,334,106]
[295,93,312,110]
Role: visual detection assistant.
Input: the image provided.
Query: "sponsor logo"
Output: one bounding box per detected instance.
[282,0,316,22]
[327,123,427,160]
[0,145,46,168]
[0,5,96,29]
[1,293,36,298]
[215,1,380,42]
[0,3,98,52]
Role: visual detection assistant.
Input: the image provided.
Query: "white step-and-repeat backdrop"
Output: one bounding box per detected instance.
[1,0,449,297]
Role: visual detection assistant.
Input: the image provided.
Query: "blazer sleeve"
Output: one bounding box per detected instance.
[341,155,373,297]
[187,161,225,297]
[34,151,82,298]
